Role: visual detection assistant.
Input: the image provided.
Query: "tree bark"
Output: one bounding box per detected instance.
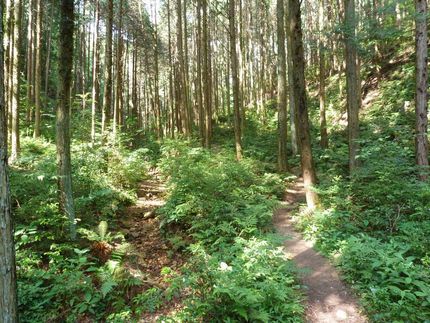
[167,0,175,137]
[57,0,76,239]
[197,0,204,145]
[176,0,186,134]
[286,0,299,156]
[202,0,212,147]
[319,0,328,148]
[344,0,361,173]
[44,3,53,97]
[114,0,124,138]
[91,0,100,146]
[288,0,319,208]
[277,0,288,172]
[26,0,34,124]
[153,4,162,139]
[415,0,429,180]
[102,0,113,135]
[0,0,18,318]
[229,0,243,160]
[33,0,42,138]
[10,0,22,163]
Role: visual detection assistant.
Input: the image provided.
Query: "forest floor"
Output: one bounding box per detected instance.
[119,171,368,322]
[119,170,185,322]
[273,180,368,323]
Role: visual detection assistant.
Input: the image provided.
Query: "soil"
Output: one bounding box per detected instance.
[273,179,367,323]
[119,170,185,322]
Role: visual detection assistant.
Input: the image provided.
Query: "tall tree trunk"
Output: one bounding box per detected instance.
[277,0,288,172]
[44,3,53,97]
[0,0,18,317]
[176,0,186,134]
[10,0,22,163]
[229,0,243,160]
[197,0,205,145]
[344,0,360,173]
[153,4,162,139]
[286,3,299,156]
[33,0,42,138]
[26,0,34,124]
[114,0,124,138]
[91,0,100,146]
[4,0,11,146]
[288,0,319,208]
[415,0,429,180]
[183,0,192,134]
[57,0,76,239]
[167,0,175,137]
[102,0,113,135]
[202,0,212,147]
[319,0,328,148]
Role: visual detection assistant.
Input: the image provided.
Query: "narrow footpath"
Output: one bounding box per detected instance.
[273,180,367,323]
[120,170,184,321]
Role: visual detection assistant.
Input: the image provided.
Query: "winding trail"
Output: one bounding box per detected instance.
[273,179,367,323]
[120,170,185,321]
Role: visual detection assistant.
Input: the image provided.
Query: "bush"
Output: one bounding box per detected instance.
[339,235,430,322]
[175,238,303,322]
[158,140,304,321]
[12,136,151,321]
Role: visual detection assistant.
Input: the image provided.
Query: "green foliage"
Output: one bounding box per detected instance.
[158,140,303,321]
[339,236,430,322]
[133,287,164,314]
[78,220,125,244]
[12,136,151,322]
[17,247,137,322]
[298,55,430,321]
[159,140,283,249]
[176,238,303,322]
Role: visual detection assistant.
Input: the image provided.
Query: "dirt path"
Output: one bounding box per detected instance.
[273,179,367,323]
[120,170,184,321]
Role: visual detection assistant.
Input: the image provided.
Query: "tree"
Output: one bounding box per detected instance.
[176,0,185,134]
[91,0,100,145]
[33,0,42,138]
[344,0,361,173]
[57,0,76,239]
[0,0,18,317]
[114,0,124,138]
[286,15,298,156]
[415,0,428,181]
[10,0,22,163]
[319,0,328,148]
[229,0,243,161]
[288,0,319,208]
[202,0,212,147]
[102,0,114,135]
[277,0,288,172]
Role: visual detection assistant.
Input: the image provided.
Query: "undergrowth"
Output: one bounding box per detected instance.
[157,140,304,322]
[297,60,430,321]
[12,136,157,322]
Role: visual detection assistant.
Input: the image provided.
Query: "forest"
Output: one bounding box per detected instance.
[0,0,429,322]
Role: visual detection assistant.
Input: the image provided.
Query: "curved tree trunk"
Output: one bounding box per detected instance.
[288,0,319,208]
